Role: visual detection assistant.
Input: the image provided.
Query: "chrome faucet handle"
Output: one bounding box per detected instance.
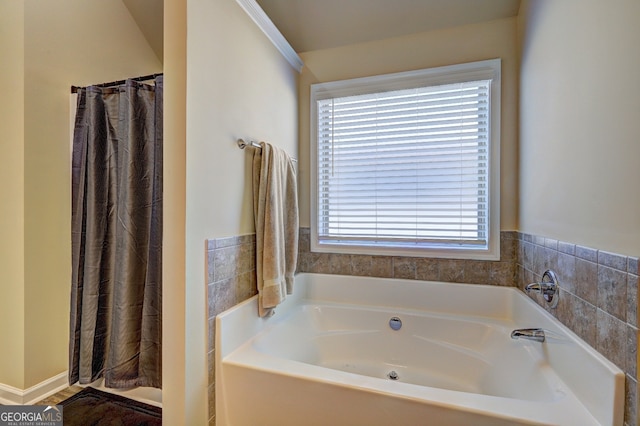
[525,270,559,308]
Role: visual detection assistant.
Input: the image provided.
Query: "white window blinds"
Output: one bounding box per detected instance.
[316,79,492,250]
[311,59,501,259]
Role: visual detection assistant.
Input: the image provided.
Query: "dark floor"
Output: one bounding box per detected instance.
[35,385,84,405]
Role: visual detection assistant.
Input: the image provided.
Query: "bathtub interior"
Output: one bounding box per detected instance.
[217,273,625,426]
[252,304,567,403]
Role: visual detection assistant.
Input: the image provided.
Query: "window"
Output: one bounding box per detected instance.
[310,59,501,260]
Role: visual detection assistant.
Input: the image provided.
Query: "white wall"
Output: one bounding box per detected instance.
[161,0,299,423]
[519,0,640,256]
[0,0,26,390]
[162,0,187,422]
[0,0,161,392]
[298,18,519,233]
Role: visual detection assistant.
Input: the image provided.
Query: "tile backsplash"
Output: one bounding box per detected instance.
[206,229,638,426]
[206,234,257,426]
[296,227,518,286]
[516,233,638,426]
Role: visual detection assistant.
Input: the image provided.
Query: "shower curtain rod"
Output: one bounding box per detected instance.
[70,73,163,93]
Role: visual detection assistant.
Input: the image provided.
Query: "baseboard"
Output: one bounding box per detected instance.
[0,371,69,405]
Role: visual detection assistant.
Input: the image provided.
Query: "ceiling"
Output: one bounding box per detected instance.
[122,0,522,61]
[123,0,164,61]
[256,0,522,53]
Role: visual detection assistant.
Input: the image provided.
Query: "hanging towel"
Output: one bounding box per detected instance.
[253,141,299,317]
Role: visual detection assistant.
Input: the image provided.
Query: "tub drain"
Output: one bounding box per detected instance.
[389,317,402,330]
[387,371,399,380]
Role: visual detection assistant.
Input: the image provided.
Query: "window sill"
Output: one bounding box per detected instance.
[311,239,500,261]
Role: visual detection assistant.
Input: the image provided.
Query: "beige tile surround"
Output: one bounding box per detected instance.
[206,229,638,425]
[296,228,517,286]
[516,233,638,426]
[206,234,257,426]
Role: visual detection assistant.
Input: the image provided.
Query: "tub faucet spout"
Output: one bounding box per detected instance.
[511,328,545,343]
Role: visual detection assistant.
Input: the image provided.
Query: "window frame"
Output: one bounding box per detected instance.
[310,59,501,260]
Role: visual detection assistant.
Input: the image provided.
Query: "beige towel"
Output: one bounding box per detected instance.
[253,141,299,317]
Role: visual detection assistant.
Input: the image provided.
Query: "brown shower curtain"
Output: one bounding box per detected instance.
[69,76,162,389]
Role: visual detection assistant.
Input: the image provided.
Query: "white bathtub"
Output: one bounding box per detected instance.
[216,273,624,426]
